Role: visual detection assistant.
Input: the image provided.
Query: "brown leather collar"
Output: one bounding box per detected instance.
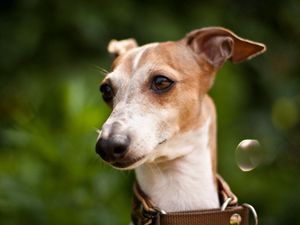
[131,175,252,225]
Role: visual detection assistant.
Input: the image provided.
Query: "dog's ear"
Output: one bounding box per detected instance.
[184,27,266,68]
[107,38,138,57]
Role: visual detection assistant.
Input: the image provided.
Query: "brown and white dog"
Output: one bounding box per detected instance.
[96,27,266,213]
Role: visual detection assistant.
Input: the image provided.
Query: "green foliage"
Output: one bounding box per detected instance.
[1,0,300,224]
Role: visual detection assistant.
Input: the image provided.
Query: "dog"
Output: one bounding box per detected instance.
[95,27,266,222]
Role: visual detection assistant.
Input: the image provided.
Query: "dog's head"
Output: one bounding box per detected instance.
[96,27,266,170]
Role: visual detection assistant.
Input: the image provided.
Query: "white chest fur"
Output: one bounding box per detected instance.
[135,119,220,212]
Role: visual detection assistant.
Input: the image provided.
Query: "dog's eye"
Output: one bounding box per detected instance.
[99,83,114,102]
[151,75,174,93]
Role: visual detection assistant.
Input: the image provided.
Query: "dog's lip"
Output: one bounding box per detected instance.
[110,140,168,169]
[112,155,146,169]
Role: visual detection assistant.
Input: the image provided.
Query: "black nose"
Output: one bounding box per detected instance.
[96,135,130,162]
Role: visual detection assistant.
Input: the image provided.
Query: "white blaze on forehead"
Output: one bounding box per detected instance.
[132,43,159,71]
[107,43,159,91]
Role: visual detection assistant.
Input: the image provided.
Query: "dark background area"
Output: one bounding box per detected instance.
[1,0,300,224]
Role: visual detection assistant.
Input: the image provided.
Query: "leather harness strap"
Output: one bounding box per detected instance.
[131,175,251,225]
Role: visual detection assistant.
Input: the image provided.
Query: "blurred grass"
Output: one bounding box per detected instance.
[1,0,300,224]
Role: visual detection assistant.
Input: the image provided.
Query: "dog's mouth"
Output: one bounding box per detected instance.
[111,155,146,169]
[100,138,168,170]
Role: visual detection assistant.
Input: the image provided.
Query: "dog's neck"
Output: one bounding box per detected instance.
[135,117,220,212]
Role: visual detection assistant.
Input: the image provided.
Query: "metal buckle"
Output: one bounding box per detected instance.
[242,203,258,225]
[140,205,167,225]
[221,197,232,211]
[154,207,167,215]
[221,198,258,225]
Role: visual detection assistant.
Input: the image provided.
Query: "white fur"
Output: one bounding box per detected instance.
[132,43,158,71]
[135,119,219,212]
[101,100,176,170]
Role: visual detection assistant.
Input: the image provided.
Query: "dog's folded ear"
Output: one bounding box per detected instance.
[184,27,266,68]
[107,38,138,57]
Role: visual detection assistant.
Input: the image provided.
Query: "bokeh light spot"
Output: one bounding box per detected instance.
[272,97,299,130]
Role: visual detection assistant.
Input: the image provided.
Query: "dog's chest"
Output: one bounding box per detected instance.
[135,121,219,212]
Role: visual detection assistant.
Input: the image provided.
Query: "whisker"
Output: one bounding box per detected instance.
[91,65,110,77]
[92,127,102,136]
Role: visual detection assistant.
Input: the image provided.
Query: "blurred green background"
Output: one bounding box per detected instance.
[1,0,300,224]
